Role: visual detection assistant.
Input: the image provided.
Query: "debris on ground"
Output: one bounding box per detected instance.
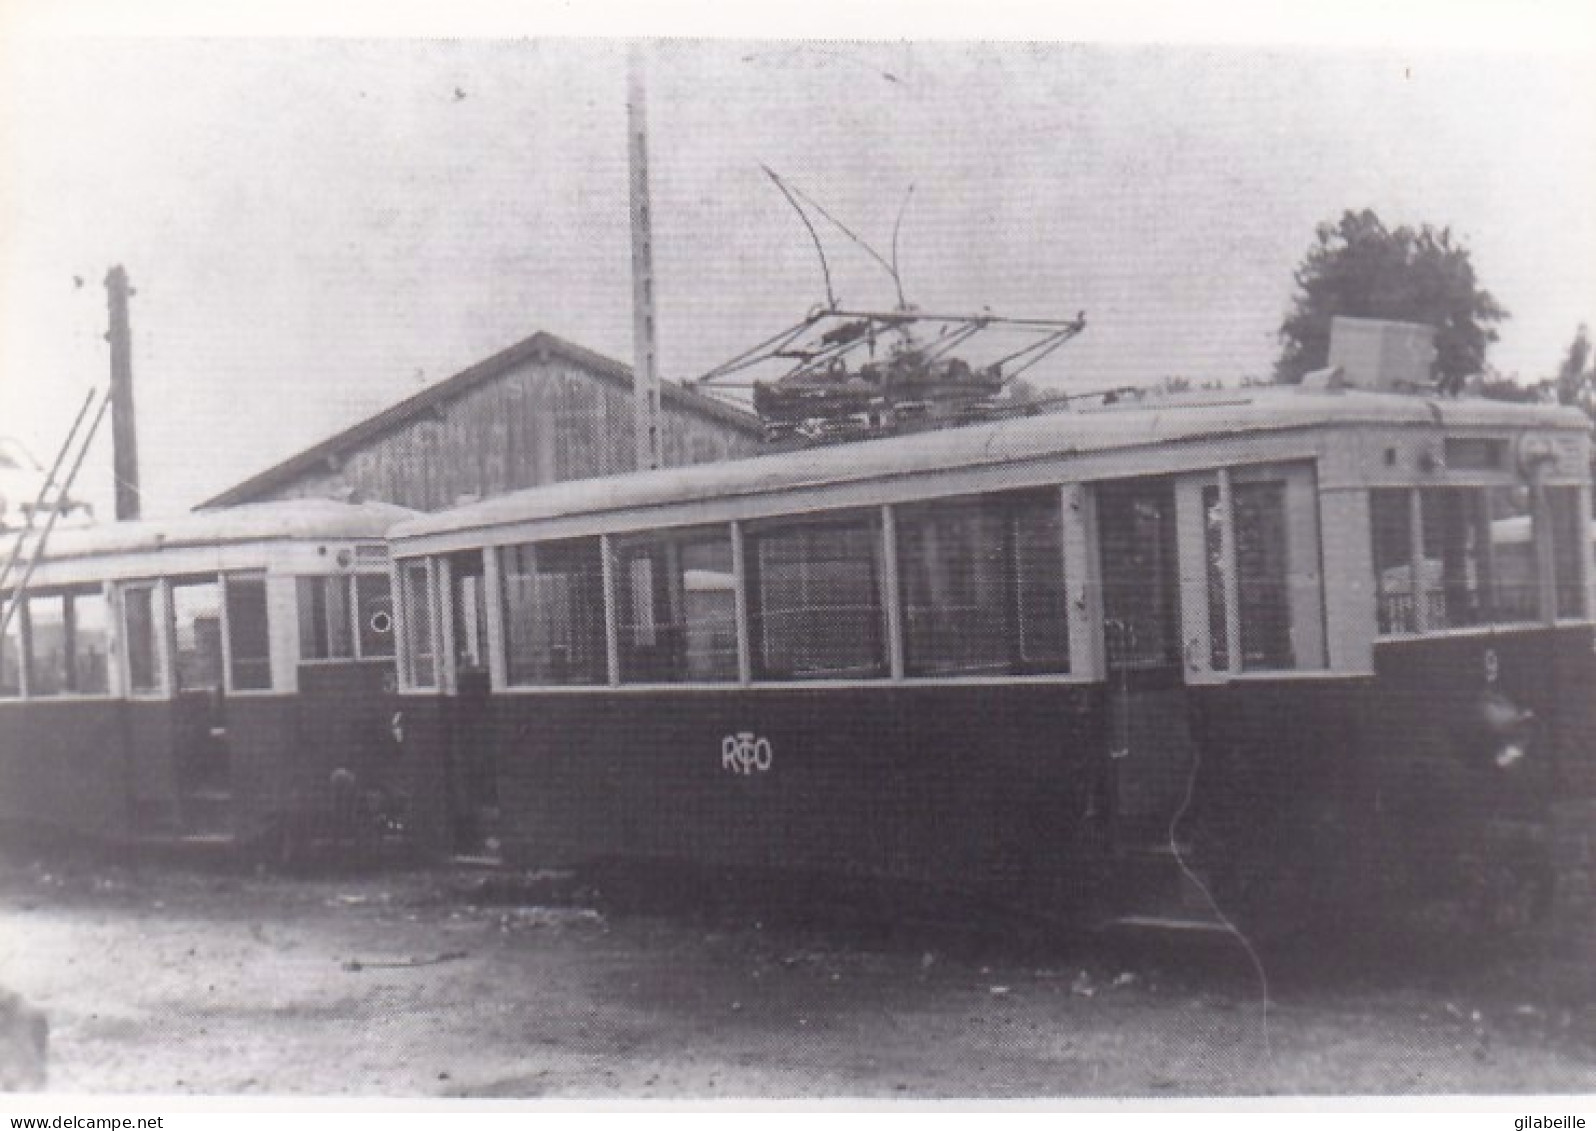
[0,988,47,1091]
[341,950,468,973]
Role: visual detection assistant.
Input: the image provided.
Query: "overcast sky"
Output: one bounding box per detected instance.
[2,28,1594,517]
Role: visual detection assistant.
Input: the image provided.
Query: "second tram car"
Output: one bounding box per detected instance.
[387,386,1593,927]
[0,499,434,853]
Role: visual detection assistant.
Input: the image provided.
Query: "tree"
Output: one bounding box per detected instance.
[1275,209,1509,394]
[1554,323,1594,419]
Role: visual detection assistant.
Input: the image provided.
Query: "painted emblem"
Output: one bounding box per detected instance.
[721,732,773,775]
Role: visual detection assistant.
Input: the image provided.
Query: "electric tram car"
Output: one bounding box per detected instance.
[386,384,1596,928]
[0,499,428,852]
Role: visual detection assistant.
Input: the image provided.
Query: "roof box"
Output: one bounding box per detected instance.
[1327,316,1437,392]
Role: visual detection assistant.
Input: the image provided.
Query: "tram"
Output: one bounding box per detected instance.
[386,382,1596,928]
[0,499,429,853]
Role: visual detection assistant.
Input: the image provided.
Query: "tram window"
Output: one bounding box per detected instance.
[612,529,737,683]
[0,599,17,695]
[0,597,23,697]
[171,578,224,692]
[1371,489,1417,635]
[1233,481,1293,669]
[1377,486,1550,634]
[450,556,489,676]
[1421,489,1484,628]
[896,491,1068,676]
[355,574,395,658]
[748,515,886,680]
[501,538,607,686]
[1202,487,1230,670]
[1419,487,1513,629]
[400,562,437,688]
[297,576,354,661]
[1443,437,1507,471]
[1548,486,1587,619]
[1097,480,1181,670]
[226,577,272,691]
[24,594,67,696]
[67,590,110,695]
[1484,489,1538,621]
[24,591,108,695]
[123,585,161,694]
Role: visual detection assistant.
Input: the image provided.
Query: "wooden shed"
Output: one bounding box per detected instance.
[201,330,761,513]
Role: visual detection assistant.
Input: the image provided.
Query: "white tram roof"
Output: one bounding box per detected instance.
[391,388,1591,548]
[3,498,415,571]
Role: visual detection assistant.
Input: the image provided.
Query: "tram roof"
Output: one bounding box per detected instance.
[392,387,1592,545]
[3,498,416,566]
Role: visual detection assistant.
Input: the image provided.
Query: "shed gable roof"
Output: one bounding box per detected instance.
[200,329,759,509]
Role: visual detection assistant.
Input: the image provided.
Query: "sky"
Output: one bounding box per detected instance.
[2,12,1594,518]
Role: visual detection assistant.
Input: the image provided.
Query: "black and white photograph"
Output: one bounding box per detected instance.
[0,2,1594,1115]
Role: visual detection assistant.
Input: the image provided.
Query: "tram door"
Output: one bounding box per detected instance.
[445,552,498,856]
[1095,478,1196,846]
[169,577,232,836]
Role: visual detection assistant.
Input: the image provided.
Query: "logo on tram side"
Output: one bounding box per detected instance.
[722,732,773,775]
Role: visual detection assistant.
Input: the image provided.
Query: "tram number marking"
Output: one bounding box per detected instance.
[370,610,394,636]
[722,732,773,775]
[1483,648,1500,685]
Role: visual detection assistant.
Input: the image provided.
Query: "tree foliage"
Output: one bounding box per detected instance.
[1275,209,1509,393]
[1555,323,1594,419]
[1476,324,1595,421]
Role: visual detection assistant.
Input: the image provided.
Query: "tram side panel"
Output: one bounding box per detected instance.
[0,701,133,843]
[122,700,183,837]
[462,683,1110,908]
[1182,626,1595,926]
[223,694,302,842]
[1550,626,1596,796]
[1364,626,1594,905]
[389,693,473,854]
[289,662,444,850]
[1186,679,1375,926]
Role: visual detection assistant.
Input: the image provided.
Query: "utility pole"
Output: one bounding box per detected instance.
[105,265,141,520]
[627,46,663,473]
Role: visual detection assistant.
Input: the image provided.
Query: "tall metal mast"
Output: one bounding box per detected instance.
[627,45,663,473]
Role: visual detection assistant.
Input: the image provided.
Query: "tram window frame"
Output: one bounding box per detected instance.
[355,573,396,658]
[0,593,23,698]
[67,588,112,696]
[499,537,609,687]
[297,575,355,662]
[1371,488,1420,635]
[1197,464,1324,674]
[297,572,395,663]
[22,592,68,697]
[223,573,273,693]
[169,576,226,694]
[745,511,889,682]
[121,583,163,696]
[20,588,112,698]
[1231,478,1296,670]
[1547,486,1588,620]
[399,560,438,689]
[894,489,1070,677]
[611,525,738,684]
[1371,484,1556,637]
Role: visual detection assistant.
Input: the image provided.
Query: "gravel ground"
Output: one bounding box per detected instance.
[0,850,1593,1101]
